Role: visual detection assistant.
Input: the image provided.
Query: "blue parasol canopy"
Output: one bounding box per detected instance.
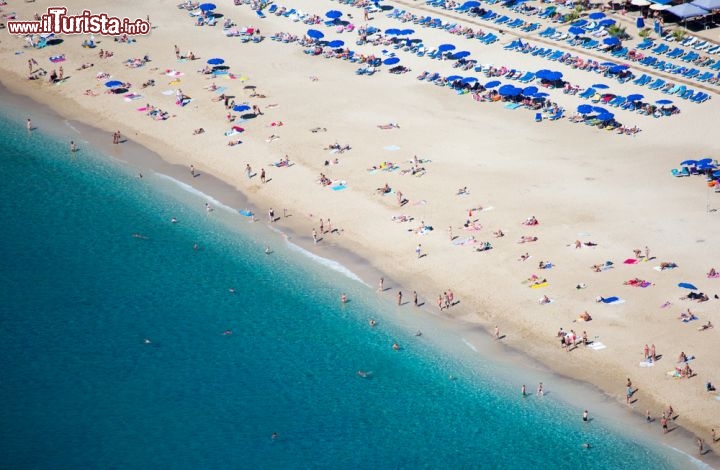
[207,58,224,65]
[595,112,615,120]
[522,85,538,95]
[233,104,251,112]
[626,93,644,101]
[569,26,586,35]
[572,19,588,27]
[307,29,324,39]
[105,80,123,88]
[600,18,617,27]
[498,84,522,96]
[603,36,621,46]
[601,61,617,66]
[680,159,698,166]
[592,83,609,89]
[678,282,697,290]
[697,158,713,165]
[199,3,216,11]
[385,28,402,35]
[533,92,549,98]
[461,76,479,83]
[656,99,673,105]
[577,104,593,113]
[484,80,501,88]
[592,106,609,113]
[461,0,482,7]
[447,75,463,82]
[451,51,471,60]
[589,11,606,19]
[438,44,456,52]
[325,10,343,19]
[327,40,345,48]
[609,65,629,73]
[383,57,400,65]
[399,29,415,35]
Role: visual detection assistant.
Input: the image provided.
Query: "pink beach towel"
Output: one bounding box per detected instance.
[624,258,639,265]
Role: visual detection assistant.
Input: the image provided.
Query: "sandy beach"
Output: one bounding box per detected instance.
[2,0,719,460]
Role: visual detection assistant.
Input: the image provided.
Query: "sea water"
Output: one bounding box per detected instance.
[0,103,694,469]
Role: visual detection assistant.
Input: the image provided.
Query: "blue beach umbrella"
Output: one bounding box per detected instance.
[577,104,593,113]
[233,104,251,112]
[199,3,216,11]
[609,65,628,73]
[545,71,563,81]
[592,106,609,113]
[533,92,549,98]
[438,44,456,52]
[572,19,588,27]
[680,159,697,166]
[325,10,343,19]
[569,26,586,35]
[307,29,324,39]
[604,36,621,46]
[462,76,479,83]
[207,58,224,65]
[713,170,720,178]
[601,61,617,66]
[498,84,521,96]
[104,80,122,88]
[592,83,609,89]
[589,11,606,19]
[626,93,644,101]
[678,282,698,290]
[461,0,482,7]
[383,57,400,65]
[596,112,614,120]
[656,99,673,105]
[447,75,463,82]
[697,158,713,165]
[600,18,616,27]
[385,28,402,35]
[485,80,501,88]
[522,85,538,95]
[400,29,415,35]
[327,40,345,48]
[451,51,471,60]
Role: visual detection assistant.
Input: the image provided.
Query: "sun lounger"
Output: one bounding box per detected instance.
[667,47,684,59]
[582,40,599,50]
[640,56,657,66]
[548,108,564,120]
[692,40,707,50]
[652,43,669,55]
[539,26,555,37]
[680,88,694,100]
[696,71,713,82]
[255,10,266,18]
[609,96,625,107]
[578,87,596,99]
[548,50,564,61]
[518,71,535,82]
[648,79,665,90]
[637,39,654,50]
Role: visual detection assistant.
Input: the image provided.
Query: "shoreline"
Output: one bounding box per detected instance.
[2,0,719,464]
[2,80,717,467]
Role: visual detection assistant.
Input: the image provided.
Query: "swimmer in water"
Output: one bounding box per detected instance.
[223,330,232,336]
[132,233,148,239]
[144,339,151,344]
[357,370,369,378]
[369,319,376,327]
[392,342,400,351]
[193,243,199,251]
[582,443,591,449]
[265,246,271,254]
[229,288,236,294]
[171,217,177,224]
[415,331,422,337]
[271,432,278,440]
[341,293,347,303]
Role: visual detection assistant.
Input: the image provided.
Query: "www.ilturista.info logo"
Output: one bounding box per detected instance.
[7,7,150,36]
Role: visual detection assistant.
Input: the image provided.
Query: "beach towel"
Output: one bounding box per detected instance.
[161,89,176,95]
[136,107,147,111]
[383,145,401,151]
[708,273,720,279]
[214,86,228,94]
[624,258,639,264]
[331,184,347,191]
[169,80,182,86]
[504,103,522,110]
[639,360,655,367]
[681,315,698,323]
[224,129,240,137]
[600,296,625,304]
[124,93,141,101]
[481,206,494,212]
[176,98,192,107]
[212,70,229,75]
[588,342,606,350]
[49,55,65,63]
[239,209,253,217]
[452,237,475,246]
[667,370,681,378]
[165,71,184,77]
[530,282,548,289]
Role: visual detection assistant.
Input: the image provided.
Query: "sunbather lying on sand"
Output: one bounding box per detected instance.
[474,241,492,252]
[698,321,713,331]
[522,216,539,226]
[377,123,400,129]
[84,89,99,96]
[518,236,538,243]
[707,267,718,278]
[193,128,205,135]
[310,127,327,133]
[227,140,241,146]
[659,262,678,270]
[577,311,592,321]
[76,63,94,71]
[493,229,505,238]
[538,295,551,305]
[376,183,391,195]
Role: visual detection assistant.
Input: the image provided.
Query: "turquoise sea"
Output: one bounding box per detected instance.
[0,100,695,469]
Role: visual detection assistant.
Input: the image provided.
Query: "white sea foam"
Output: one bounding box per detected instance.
[665,445,715,469]
[280,232,367,286]
[64,120,80,134]
[155,173,235,213]
[462,338,478,352]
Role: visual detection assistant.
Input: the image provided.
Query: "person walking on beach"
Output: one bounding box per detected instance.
[327,219,332,234]
[312,228,318,244]
[378,277,384,292]
[319,218,324,234]
[448,225,453,241]
[697,438,704,454]
[190,165,195,177]
[245,164,252,179]
[415,243,422,259]
[260,168,266,184]
[626,385,633,404]
[268,208,275,223]
[413,291,418,307]
[397,291,402,306]
[174,44,180,59]
[494,325,500,340]
[661,416,668,434]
